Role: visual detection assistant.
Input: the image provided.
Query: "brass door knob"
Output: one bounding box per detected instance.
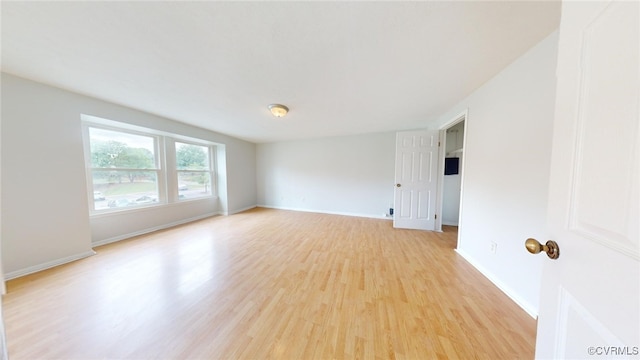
[525,238,560,259]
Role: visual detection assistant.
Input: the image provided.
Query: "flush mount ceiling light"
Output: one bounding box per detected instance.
[268,104,289,117]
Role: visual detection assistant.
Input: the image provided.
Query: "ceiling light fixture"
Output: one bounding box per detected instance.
[268,104,289,117]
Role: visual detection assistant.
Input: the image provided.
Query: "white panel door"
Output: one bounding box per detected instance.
[535,1,639,358]
[0,248,6,360]
[393,130,439,230]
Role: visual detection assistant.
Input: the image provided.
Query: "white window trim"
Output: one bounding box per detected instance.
[168,138,217,202]
[81,114,219,216]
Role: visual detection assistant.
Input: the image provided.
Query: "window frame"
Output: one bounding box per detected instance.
[82,115,218,215]
[173,140,217,201]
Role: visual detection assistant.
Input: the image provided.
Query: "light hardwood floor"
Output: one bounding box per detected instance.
[4,208,536,359]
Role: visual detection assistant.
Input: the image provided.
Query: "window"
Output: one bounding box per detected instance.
[175,142,214,200]
[83,116,218,214]
[87,127,161,211]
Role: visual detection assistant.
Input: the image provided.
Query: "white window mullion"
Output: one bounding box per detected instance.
[156,136,168,204]
[165,138,178,203]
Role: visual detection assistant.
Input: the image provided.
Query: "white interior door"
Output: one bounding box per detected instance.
[535,1,639,358]
[0,233,6,360]
[0,296,6,360]
[393,130,439,230]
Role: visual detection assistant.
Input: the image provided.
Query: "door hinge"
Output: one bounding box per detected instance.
[435,214,438,220]
[438,141,441,147]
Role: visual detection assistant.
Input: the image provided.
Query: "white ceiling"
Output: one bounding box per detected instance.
[1,1,560,143]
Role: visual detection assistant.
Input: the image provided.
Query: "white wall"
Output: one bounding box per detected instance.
[257,132,395,218]
[226,139,257,214]
[2,74,95,277]
[434,31,559,316]
[442,172,462,225]
[1,73,257,276]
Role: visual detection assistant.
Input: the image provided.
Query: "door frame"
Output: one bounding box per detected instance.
[435,109,468,239]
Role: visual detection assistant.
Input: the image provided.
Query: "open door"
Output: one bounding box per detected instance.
[534,1,639,358]
[393,130,439,230]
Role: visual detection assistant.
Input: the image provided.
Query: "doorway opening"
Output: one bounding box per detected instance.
[436,111,467,246]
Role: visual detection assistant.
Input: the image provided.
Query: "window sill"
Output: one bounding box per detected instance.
[90,196,218,218]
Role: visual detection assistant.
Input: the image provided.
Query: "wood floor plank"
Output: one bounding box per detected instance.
[3,208,536,359]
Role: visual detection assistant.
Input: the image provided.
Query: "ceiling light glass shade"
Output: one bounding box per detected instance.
[268,104,289,117]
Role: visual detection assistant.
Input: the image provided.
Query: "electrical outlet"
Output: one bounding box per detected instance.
[490,241,498,254]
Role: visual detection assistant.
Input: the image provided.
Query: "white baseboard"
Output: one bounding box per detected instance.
[226,205,258,215]
[257,205,392,220]
[442,220,459,226]
[455,248,538,319]
[92,212,219,247]
[5,250,97,280]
